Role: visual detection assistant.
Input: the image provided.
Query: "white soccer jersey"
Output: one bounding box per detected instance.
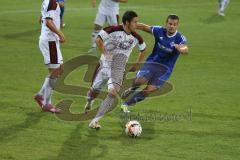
[98,0,119,15]
[98,25,146,63]
[92,25,146,90]
[40,0,61,41]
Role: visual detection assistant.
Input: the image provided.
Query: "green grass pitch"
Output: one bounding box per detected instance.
[0,0,240,159]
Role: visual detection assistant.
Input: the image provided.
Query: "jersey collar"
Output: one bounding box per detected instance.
[167,30,178,38]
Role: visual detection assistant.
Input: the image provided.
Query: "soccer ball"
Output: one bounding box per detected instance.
[125,120,142,137]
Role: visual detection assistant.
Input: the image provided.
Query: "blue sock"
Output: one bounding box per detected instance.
[125,91,146,106]
[60,6,65,19]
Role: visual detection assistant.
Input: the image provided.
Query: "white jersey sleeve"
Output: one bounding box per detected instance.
[40,0,61,41]
[98,30,110,42]
[132,32,146,52]
[45,0,58,19]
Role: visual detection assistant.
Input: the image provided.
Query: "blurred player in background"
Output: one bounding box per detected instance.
[87,11,146,129]
[57,0,66,27]
[218,0,230,16]
[35,0,65,113]
[121,14,189,113]
[88,0,128,53]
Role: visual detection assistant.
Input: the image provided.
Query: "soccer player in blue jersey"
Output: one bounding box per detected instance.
[121,14,189,113]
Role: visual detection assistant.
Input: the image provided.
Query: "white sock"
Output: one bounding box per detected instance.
[220,0,230,12]
[91,31,99,48]
[43,79,52,106]
[38,77,50,96]
[91,94,115,123]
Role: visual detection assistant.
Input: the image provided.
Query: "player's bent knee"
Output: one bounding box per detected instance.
[50,67,61,78]
[108,89,118,97]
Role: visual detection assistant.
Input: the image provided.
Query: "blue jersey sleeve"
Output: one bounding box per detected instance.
[177,34,187,45]
[151,26,162,38]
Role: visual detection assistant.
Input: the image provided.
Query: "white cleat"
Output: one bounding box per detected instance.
[218,10,225,16]
[89,121,101,130]
[121,104,130,113]
[88,47,97,53]
[62,23,66,28]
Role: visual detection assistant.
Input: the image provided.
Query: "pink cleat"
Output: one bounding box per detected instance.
[42,104,61,113]
[34,94,44,109]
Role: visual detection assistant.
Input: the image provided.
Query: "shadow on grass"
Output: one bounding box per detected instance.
[1,29,39,40]
[53,124,108,160]
[157,128,239,139]
[0,112,45,143]
[201,14,225,24]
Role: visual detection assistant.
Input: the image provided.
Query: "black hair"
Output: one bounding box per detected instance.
[122,11,138,25]
[166,14,179,22]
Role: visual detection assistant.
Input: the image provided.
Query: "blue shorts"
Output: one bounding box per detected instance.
[136,62,171,88]
[57,0,65,2]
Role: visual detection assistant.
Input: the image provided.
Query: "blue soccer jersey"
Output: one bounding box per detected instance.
[146,26,187,72]
[136,26,187,88]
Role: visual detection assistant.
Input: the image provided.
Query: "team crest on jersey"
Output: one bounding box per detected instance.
[129,39,134,44]
[170,42,175,47]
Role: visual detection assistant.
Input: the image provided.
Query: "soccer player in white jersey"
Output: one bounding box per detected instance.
[86,11,146,129]
[34,0,65,113]
[88,0,128,53]
[218,0,230,16]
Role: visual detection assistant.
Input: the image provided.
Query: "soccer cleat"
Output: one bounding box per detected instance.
[34,94,44,109]
[61,23,66,28]
[121,104,130,113]
[121,88,135,99]
[88,47,97,53]
[218,10,225,16]
[42,104,61,113]
[84,101,93,113]
[89,121,101,130]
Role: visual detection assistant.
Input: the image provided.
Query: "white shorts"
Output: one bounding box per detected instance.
[92,58,118,91]
[39,39,63,69]
[91,67,123,91]
[94,12,119,26]
[92,66,111,91]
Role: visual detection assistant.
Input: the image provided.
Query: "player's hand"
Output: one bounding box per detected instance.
[174,44,188,55]
[173,44,180,50]
[58,31,65,43]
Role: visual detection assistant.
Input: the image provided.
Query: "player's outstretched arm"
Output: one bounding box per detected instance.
[137,23,151,34]
[96,36,112,60]
[129,50,145,72]
[46,19,65,43]
[112,0,128,3]
[174,44,189,55]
